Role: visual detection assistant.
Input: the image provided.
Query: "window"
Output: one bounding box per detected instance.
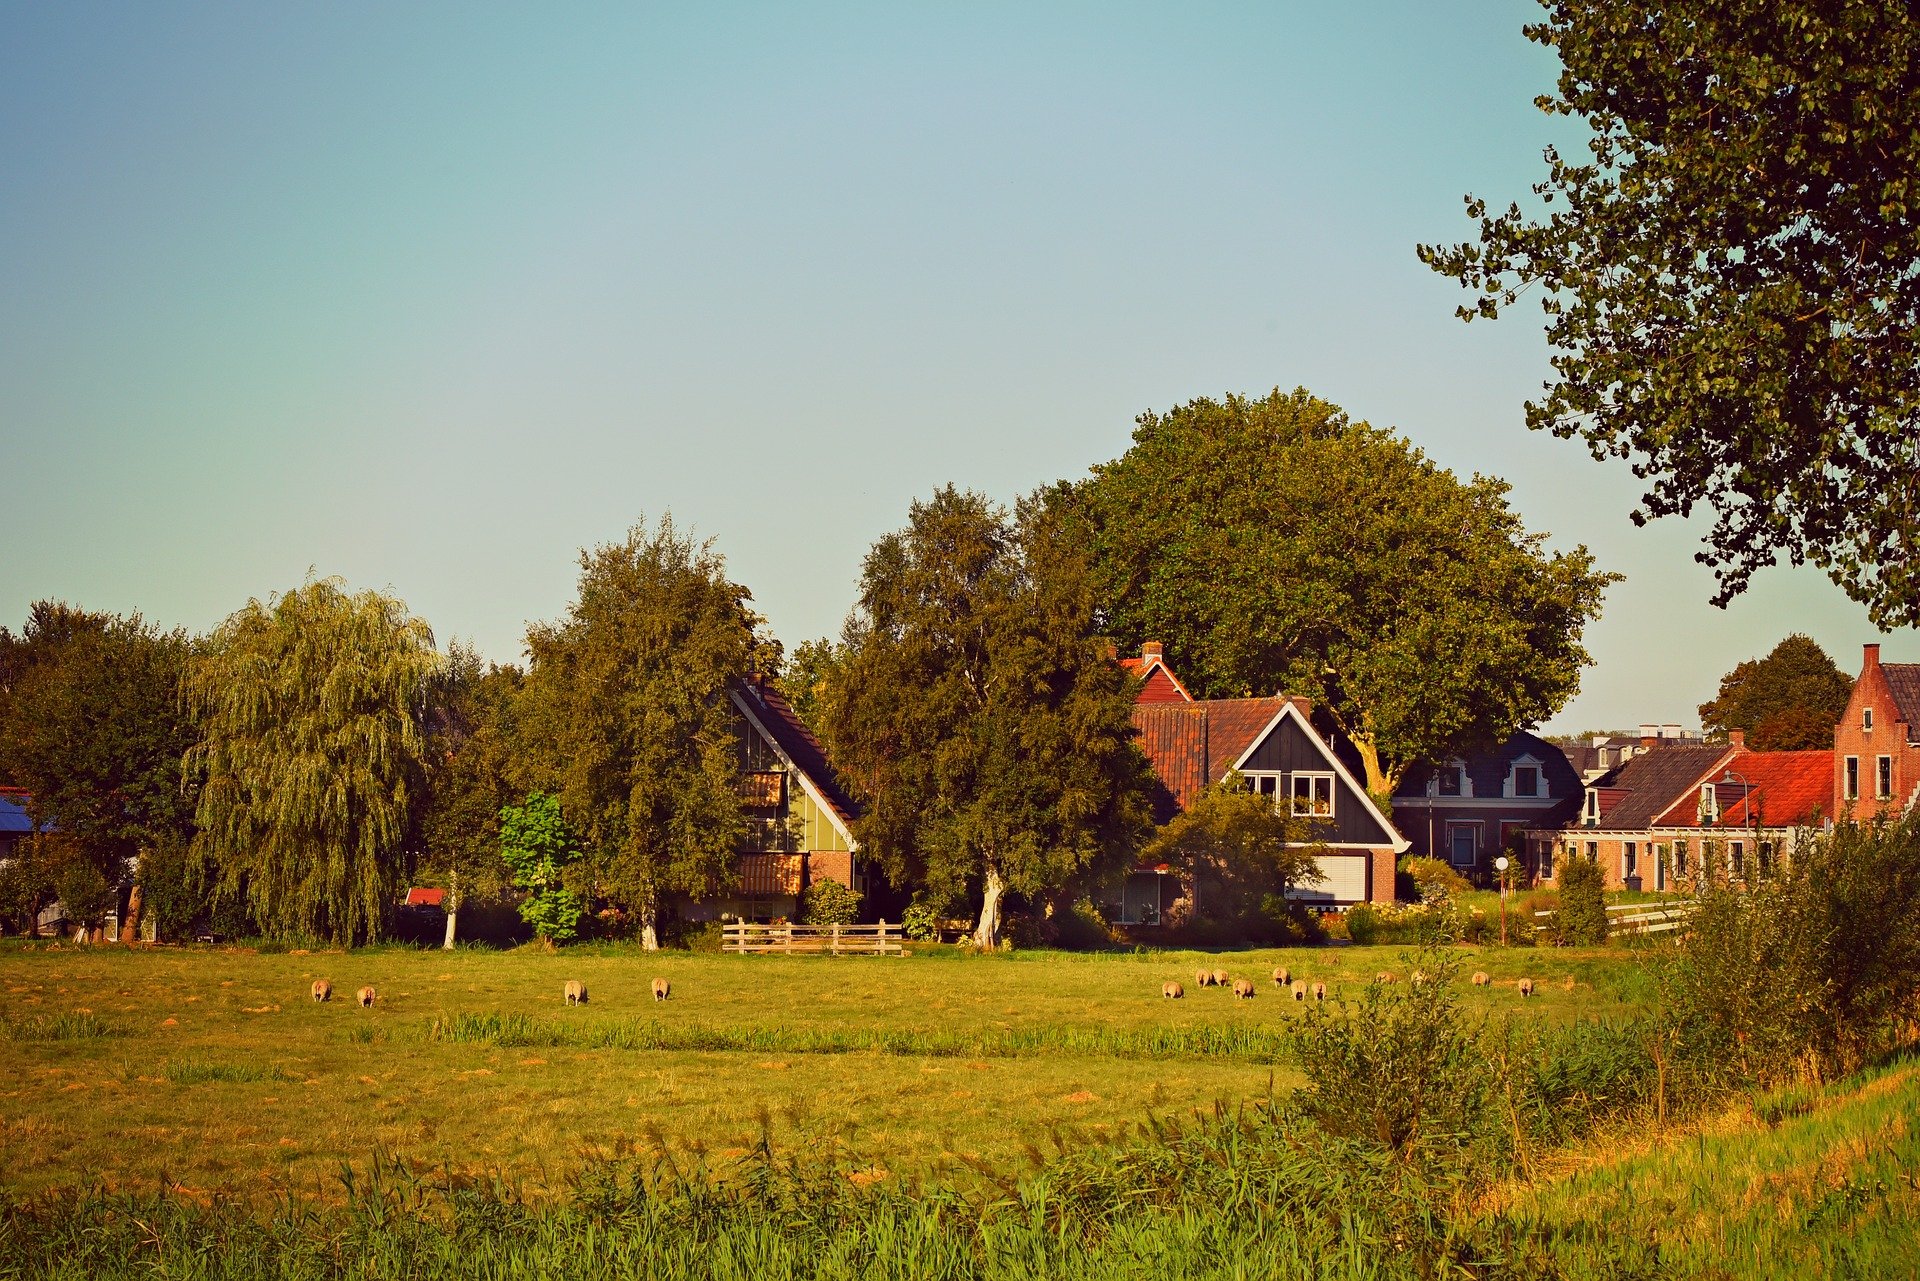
[1290,772,1334,818]
[1758,840,1775,874]
[1878,756,1893,799]
[1446,822,1479,867]
[1845,756,1860,801]
[1585,841,1598,860]
[1540,843,1555,879]
[1583,791,1600,827]
[1512,765,1540,798]
[1436,765,1462,796]
[1623,841,1638,879]
[1698,784,1719,824]
[1244,772,1281,799]
[1673,838,1689,876]
[1730,840,1746,878]
[1864,706,1874,732]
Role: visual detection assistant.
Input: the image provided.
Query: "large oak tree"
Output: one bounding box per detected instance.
[821,486,1152,948]
[1073,389,1617,802]
[1422,0,1920,628]
[1698,634,1853,751]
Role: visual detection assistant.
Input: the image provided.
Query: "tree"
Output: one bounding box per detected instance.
[418,645,527,948]
[776,637,841,737]
[821,485,1153,948]
[1420,2,1920,629]
[185,579,441,946]
[1072,389,1619,802]
[1140,779,1325,925]
[518,517,768,950]
[1698,634,1853,751]
[498,792,585,944]
[0,603,199,940]
[1556,854,1608,946]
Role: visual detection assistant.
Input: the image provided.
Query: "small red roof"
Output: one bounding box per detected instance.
[404,887,445,907]
[1654,749,1833,829]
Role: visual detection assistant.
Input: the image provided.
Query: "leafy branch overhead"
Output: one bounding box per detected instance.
[1421,0,1920,627]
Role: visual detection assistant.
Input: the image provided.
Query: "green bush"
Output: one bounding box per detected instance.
[1401,856,1472,908]
[1555,856,1608,946]
[1343,903,1379,945]
[901,894,950,942]
[798,878,861,925]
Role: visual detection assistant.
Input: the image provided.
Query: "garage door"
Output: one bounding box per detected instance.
[1290,854,1369,904]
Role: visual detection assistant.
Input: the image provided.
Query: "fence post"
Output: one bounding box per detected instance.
[831,923,841,956]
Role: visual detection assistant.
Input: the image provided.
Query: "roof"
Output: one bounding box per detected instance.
[731,678,861,829]
[1131,697,1296,816]
[404,887,446,907]
[0,791,41,836]
[1587,743,1735,830]
[1884,663,1920,740]
[1653,749,1833,829]
[1119,655,1194,704]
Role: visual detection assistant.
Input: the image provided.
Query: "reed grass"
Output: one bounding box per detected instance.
[0,1011,121,1041]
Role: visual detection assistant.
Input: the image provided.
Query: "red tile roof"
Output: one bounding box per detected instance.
[404,887,445,907]
[1653,749,1834,829]
[1131,697,1303,817]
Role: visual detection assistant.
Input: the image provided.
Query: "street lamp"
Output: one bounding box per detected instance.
[1494,855,1511,946]
[1718,769,1762,881]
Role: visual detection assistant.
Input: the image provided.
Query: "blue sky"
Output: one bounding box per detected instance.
[2,2,1912,734]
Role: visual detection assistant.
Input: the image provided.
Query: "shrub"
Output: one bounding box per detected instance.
[901,895,946,941]
[798,878,861,926]
[1555,856,1608,946]
[1401,856,1472,909]
[1343,903,1379,945]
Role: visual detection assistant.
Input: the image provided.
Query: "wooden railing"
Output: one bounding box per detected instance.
[1533,900,1696,938]
[721,920,904,956]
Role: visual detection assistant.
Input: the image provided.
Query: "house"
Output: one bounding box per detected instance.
[674,676,868,924]
[1548,739,1739,890]
[1117,643,1407,918]
[1393,732,1583,881]
[1648,747,1833,885]
[1559,724,1703,783]
[0,788,33,865]
[1834,643,1920,818]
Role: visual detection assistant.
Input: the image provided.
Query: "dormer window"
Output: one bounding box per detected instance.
[1699,784,1719,825]
[1582,790,1599,827]
[1435,763,1464,796]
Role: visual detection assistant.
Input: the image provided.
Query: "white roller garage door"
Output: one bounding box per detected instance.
[1290,853,1369,905]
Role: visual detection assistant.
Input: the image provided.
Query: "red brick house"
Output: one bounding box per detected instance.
[1649,747,1834,885]
[1550,740,1738,890]
[1835,643,1920,818]
[1117,644,1407,918]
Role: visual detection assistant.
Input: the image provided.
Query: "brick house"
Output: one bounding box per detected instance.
[1648,746,1834,885]
[1393,732,1584,882]
[1115,644,1407,919]
[1834,643,1920,818]
[1549,740,1738,890]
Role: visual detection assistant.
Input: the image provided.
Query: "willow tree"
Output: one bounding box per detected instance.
[186,580,440,945]
[821,486,1152,949]
[518,517,768,951]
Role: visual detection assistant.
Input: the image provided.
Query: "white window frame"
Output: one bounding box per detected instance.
[1290,771,1335,819]
[1623,841,1638,880]
[1864,706,1874,732]
[1673,838,1689,876]
[1444,820,1481,868]
[1431,760,1469,798]
[1877,755,1893,799]
[1582,790,1600,827]
[1730,839,1746,878]
[1505,755,1544,799]
[1699,783,1719,824]
[1242,772,1284,810]
[1845,756,1860,801]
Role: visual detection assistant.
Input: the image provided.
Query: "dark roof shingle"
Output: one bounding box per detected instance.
[1884,663,1920,742]
[1590,743,1734,830]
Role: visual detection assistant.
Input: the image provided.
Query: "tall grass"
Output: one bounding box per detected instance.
[1,1011,122,1042]
[162,1058,298,1084]
[426,1012,1295,1063]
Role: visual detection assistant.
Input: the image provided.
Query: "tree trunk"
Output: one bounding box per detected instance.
[441,871,459,950]
[639,902,660,951]
[973,864,1006,950]
[1350,732,1400,814]
[120,882,144,945]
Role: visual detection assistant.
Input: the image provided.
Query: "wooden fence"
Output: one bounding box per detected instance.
[721,921,904,956]
[1533,900,1696,938]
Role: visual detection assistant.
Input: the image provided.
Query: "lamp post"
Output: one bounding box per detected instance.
[1494,855,1511,946]
[1718,769,1763,880]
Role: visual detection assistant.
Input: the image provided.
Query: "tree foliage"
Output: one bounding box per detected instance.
[518,517,768,949]
[0,602,199,926]
[1698,634,1853,751]
[1141,779,1325,924]
[1073,389,1618,798]
[418,644,526,933]
[775,637,841,737]
[1555,854,1608,946]
[185,580,441,945]
[821,485,1153,948]
[1421,1,1920,627]
[498,791,585,944]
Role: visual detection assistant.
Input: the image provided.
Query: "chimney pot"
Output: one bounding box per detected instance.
[1141,641,1163,660]
[1640,735,1658,751]
[1864,642,1882,670]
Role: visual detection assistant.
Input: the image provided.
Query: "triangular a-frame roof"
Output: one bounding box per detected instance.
[729,679,860,852]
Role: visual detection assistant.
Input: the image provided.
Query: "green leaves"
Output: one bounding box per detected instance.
[1424,0,1920,627]
[498,791,585,943]
[1697,634,1853,750]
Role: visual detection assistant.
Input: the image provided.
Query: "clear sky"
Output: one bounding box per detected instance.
[2,2,1913,734]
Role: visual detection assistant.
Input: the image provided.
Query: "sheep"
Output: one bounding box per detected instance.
[356,985,376,1008]
[1311,981,1327,1001]
[1375,971,1396,984]
[1195,968,1212,988]
[1162,981,1184,999]
[1471,971,1491,987]
[1211,968,1229,988]
[310,979,332,1003]
[1291,979,1307,1001]
[1232,978,1255,999]
[1272,966,1290,987]
[1517,978,1535,999]
[651,977,671,1002]
[564,980,588,1006]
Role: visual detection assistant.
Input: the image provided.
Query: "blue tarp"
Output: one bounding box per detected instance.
[0,794,40,835]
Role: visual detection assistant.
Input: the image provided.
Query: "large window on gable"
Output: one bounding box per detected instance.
[1243,772,1283,804]
[1435,763,1464,796]
[1290,772,1334,818]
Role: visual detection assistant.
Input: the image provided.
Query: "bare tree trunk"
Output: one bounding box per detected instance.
[120,882,144,945]
[1349,732,1399,813]
[441,871,459,950]
[973,864,1006,950]
[640,902,660,951]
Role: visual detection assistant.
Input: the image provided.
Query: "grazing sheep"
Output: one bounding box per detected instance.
[1211,968,1229,987]
[1291,979,1307,1001]
[1376,971,1396,984]
[356,985,376,1008]
[1517,978,1535,999]
[1272,966,1290,987]
[1232,978,1255,999]
[1471,971,1491,987]
[1311,981,1327,1001]
[651,977,671,1002]
[310,979,332,1003]
[564,980,588,1006]
[1195,968,1212,988]
[1162,981,1184,999]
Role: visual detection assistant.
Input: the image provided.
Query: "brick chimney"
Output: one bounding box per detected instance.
[1728,729,1745,749]
[1864,642,1882,671]
[1141,641,1163,661]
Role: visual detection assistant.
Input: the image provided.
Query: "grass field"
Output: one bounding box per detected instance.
[0,939,1650,1200]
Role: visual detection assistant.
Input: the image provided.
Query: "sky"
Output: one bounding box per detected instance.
[2,1,1913,736]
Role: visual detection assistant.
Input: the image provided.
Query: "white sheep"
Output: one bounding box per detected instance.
[1272,966,1290,987]
[1290,979,1307,1001]
[310,979,332,1003]
[1517,978,1535,999]
[356,985,376,1008]
[1195,968,1212,988]
[1211,968,1229,988]
[1162,980,1184,999]
[564,980,588,1006]
[1311,981,1327,1001]
[1471,971,1491,987]
[1232,978,1255,999]
[651,977,671,1002]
